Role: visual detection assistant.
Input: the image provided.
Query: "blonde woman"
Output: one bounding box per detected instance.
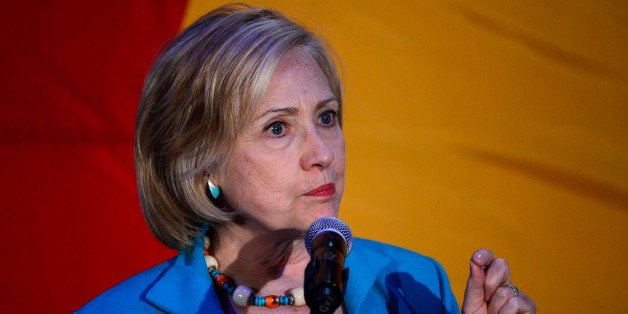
[79,4,535,313]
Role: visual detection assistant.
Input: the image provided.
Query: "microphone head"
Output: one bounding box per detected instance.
[305,217,353,255]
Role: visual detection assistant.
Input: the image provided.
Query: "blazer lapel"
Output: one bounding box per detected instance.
[344,240,393,312]
[144,236,223,313]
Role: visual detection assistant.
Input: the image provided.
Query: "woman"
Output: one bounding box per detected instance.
[79,4,536,313]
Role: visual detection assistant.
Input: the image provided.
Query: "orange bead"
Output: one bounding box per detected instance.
[215,274,232,287]
[266,296,279,308]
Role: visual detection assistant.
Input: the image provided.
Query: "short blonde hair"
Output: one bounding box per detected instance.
[135,3,343,249]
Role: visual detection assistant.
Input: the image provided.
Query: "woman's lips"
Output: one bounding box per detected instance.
[305,183,336,197]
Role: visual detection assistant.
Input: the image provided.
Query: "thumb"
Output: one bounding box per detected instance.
[465,257,486,300]
[462,249,493,312]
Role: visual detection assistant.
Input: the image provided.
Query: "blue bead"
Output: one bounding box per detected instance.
[209,269,221,279]
[279,296,289,305]
[224,284,236,295]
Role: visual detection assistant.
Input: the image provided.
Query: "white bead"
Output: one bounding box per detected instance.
[203,236,211,249]
[289,287,305,306]
[232,285,253,307]
[204,255,218,270]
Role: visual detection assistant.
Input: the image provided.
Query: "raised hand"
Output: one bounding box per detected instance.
[462,249,536,314]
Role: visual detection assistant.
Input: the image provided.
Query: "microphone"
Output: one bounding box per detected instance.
[304,217,353,314]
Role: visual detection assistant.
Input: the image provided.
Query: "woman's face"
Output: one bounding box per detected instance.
[221,48,345,232]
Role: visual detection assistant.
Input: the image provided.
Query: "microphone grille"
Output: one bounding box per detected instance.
[305,217,353,255]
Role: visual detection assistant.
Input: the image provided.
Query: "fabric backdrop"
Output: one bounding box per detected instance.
[0,1,625,313]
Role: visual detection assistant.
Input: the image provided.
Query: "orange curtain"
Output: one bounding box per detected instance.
[184,1,627,313]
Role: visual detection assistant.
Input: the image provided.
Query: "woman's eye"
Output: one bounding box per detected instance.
[319,110,337,126]
[266,121,286,136]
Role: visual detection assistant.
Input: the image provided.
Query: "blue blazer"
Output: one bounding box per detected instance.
[78,237,460,313]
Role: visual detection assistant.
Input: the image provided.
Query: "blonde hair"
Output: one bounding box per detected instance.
[135,4,342,249]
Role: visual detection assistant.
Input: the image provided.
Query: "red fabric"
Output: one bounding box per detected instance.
[0,1,187,312]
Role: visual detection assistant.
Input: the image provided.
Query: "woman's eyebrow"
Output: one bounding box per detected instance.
[256,97,338,120]
[256,107,299,120]
[315,97,339,110]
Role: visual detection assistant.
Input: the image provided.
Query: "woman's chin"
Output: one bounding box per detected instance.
[305,206,339,223]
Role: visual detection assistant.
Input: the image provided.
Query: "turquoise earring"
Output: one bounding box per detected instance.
[208,179,221,200]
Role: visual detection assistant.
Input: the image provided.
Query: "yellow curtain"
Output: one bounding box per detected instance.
[184,1,627,313]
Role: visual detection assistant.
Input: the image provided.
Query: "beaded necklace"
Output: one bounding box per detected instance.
[203,236,306,308]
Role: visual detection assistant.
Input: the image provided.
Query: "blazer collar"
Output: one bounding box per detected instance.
[143,237,393,313]
[345,238,392,313]
[343,239,394,312]
[144,235,223,313]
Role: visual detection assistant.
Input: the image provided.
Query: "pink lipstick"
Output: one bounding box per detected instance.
[305,183,335,197]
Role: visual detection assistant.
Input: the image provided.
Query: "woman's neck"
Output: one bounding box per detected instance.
[211,220,311,295]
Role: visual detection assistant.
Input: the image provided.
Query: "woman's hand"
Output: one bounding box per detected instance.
[462,249,536,314]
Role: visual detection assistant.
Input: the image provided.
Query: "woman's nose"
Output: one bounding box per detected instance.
[300,128,334,170]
